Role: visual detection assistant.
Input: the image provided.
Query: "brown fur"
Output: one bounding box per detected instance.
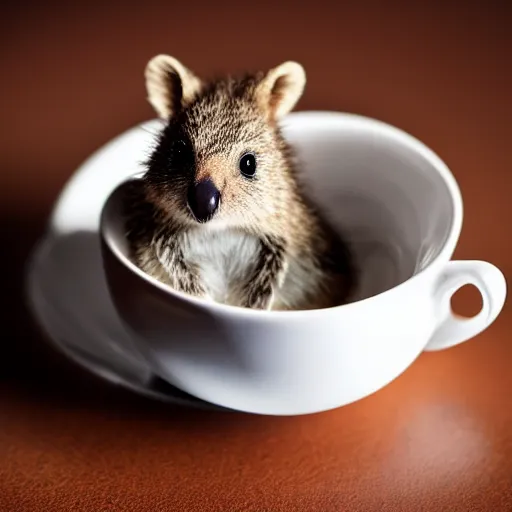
[123,55,355,310]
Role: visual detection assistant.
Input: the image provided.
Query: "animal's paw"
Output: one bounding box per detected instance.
[242,286,275,311]
[171,273,209,301]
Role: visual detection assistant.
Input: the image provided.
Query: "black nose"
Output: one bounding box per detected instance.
[187,179,220,223]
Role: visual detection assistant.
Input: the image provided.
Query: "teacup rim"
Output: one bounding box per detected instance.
[99,110,463,319]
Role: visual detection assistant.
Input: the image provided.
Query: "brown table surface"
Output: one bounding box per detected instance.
[1,1,511,511]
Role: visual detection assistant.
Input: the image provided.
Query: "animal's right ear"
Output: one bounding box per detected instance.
[255,61,306,121]
[145,55,203,119]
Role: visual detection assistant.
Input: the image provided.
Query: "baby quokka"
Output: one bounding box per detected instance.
[124,54,355,310]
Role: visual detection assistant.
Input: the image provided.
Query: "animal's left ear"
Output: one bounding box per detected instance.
[256,61,306,121]
[145,54,203,119]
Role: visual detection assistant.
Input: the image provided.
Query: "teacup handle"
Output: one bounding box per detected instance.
[424,260,507,351]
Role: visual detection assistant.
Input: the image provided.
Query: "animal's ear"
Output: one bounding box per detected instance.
[256,61,306,121]
[145,55,203,119]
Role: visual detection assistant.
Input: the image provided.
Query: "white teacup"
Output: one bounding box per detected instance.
[99,111,507,416]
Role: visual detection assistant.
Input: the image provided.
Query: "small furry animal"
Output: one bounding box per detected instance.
[123,54,355,311]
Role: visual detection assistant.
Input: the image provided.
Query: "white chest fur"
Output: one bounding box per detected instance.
[182,227,261,305]
[180,226,322,310]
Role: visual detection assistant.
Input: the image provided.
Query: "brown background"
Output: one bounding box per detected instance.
[1,1,511,511]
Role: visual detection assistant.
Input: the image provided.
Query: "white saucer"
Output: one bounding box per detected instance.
[25,118,224,410]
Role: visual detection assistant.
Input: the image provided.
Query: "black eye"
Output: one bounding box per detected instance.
[239,153,257,178]
[169,138,194,172]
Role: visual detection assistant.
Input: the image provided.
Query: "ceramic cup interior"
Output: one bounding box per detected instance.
[281,113,456,302]
[102,112,457,307]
